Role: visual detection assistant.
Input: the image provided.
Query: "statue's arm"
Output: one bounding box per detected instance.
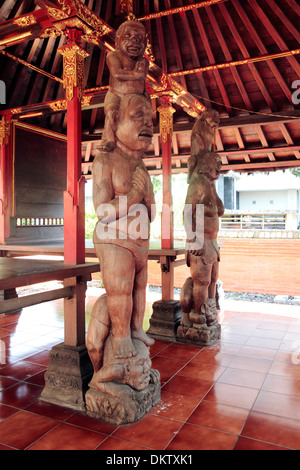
[107,52,145,81]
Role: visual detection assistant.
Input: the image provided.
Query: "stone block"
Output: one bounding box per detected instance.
[147,300,181,341]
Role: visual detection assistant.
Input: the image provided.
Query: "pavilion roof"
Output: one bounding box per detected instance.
[0,0,299,176]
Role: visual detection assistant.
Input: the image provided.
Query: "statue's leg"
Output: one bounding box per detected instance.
[131,262,154,346]
[189,257,212,313]
[208,261,219,300]
[95,243,136,359]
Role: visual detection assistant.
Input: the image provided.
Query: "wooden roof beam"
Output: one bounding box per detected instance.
[188,0,232,115]
[232,0,293,103]
[205,4,253,112]
[219,1,275,112]
[250,0,300,77]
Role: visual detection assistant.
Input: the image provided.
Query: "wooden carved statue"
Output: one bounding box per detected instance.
[178,109,223,346]
[101,19,150,151]
[85,21,160,423]
[187,109,220,183]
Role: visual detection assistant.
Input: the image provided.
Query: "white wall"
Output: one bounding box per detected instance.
[239,189,291,211]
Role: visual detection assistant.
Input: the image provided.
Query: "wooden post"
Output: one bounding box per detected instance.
[0,115,12,244]
[57,29,89,347]
[58,28,89,266]
[158,97,175,301]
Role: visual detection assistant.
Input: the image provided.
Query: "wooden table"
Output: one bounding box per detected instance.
[0,243,186,301]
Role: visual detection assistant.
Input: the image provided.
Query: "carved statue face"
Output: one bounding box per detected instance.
[204,110,220,129]
[116,21,146,59]
[199,152,222,181]
[126,353,152,391]
[115,95,153,152]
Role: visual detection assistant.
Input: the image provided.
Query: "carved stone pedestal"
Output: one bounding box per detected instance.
[177,322,221,346]
[85,370,161,425]
[40,343,93,411]
[147,300,181,342]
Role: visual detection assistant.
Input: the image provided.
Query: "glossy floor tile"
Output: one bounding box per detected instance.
[0,291,300,450]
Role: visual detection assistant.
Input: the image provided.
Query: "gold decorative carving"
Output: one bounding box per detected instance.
[157,103,175,143]
[11,108,22,114]
[70,0,113,34]
[48,100,68,112]
[45,6,69,20]
[13,15,37,27]
[58,43,89,101]
[41,27,63,38]
[0,117,11,146]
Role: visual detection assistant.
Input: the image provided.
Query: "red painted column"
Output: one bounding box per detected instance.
[58,29,89,265]
[158,97,175,301]
[0,115,12,244]
[158,96,175,250]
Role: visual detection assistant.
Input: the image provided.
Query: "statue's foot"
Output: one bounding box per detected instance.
[111,335,136,359]
[132,328,155,347]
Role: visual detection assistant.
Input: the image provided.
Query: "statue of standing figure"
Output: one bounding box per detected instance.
[85,20,160,424]
[177,109,224,346]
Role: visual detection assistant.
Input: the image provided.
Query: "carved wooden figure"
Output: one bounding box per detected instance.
[86,90,160,423]
[178,108,224,346]
[101,20,150,151]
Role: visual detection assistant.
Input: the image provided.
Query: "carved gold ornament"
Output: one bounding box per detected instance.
[157,104,175,144]
[0,117,11,146]
[58,44,89,101]
[13,15,37,27]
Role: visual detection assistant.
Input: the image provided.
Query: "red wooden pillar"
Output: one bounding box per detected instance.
[158,96,175,249]
[158,97,175,301]
[58,28,88,266]
[58,29,89,347]
[0,115,12,244]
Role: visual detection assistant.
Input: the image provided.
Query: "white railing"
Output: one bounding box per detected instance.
[220,213,286,230]
[16,217,64,227]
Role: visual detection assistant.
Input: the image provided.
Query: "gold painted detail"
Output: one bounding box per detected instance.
[13,15,37,27]
[157,104,175,144]
[70,0,113,35]
[0,117,11,146]
[45,6,69,20]
[41,27,63,38]
[58,43,89,101]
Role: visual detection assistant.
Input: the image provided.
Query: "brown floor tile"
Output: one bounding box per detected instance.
[262,374,300,397]
[234,436,289,450]
[217,367,266,389]
[191,349,234,367]
[97,436,151,450]
[269,361,300,380]
[113,414,182,449]
[0,410,58,449]
[66,410,118,435]
[187,400,249,435]
[205,382,259,409]
[159,342,202,361]
[162,374,213,398]
[178,361,225,381]
[228,355,272,373]
[0,403,18,422]
[241,411,300,450]
[27,422,107,450]
[253,390,300,420]
[151,355,186,375]
[166,422,237,450]
[0,360,45,381]
[0,381,42,408]
[150,391,200,421]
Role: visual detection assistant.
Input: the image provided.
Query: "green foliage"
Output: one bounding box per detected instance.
[85,207,97,239]
[290,167,300,177]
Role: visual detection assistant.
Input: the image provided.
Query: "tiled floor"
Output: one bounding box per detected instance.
[0,288,300,450]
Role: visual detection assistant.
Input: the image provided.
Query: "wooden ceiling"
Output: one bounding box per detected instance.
[0,0,299,177]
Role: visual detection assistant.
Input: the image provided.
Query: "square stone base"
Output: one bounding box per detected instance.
[85,370,161,425]
[40,343,93,411]
[147,300,182,342]
[177,323,221,346]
